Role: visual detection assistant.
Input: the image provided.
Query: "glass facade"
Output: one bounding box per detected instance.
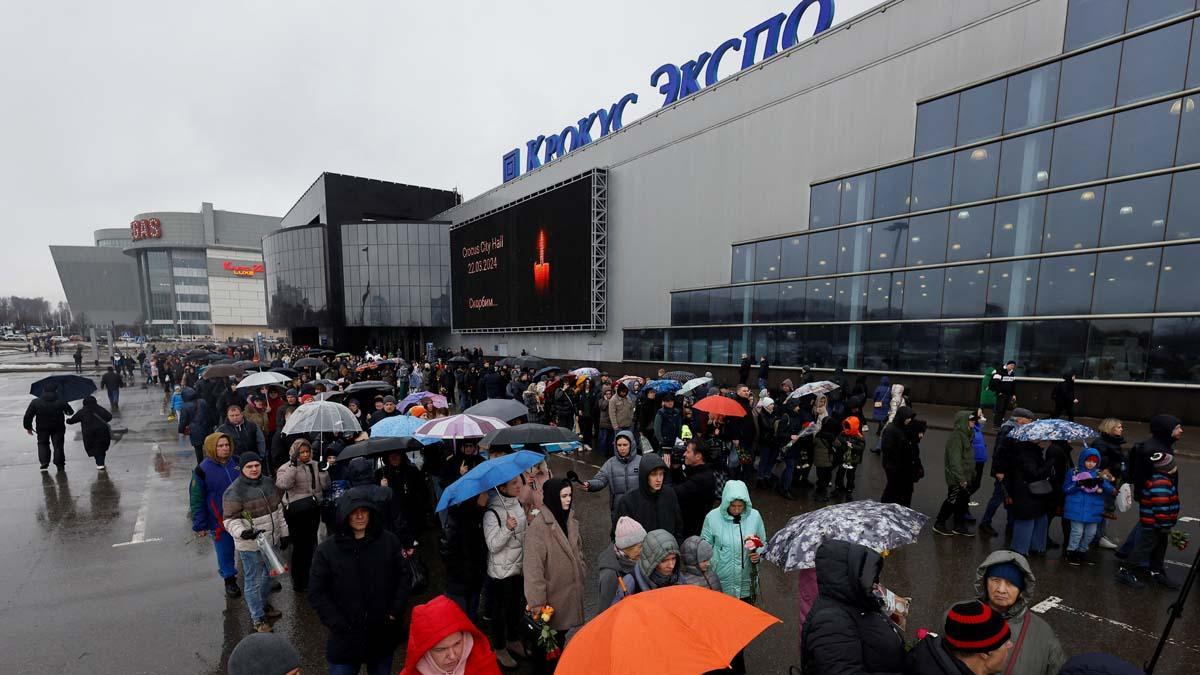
[137,248,211,337]
[628,3,1200,383]
[263,226,331,328]
[340,222,450,327]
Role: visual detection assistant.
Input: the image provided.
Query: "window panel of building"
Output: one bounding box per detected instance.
[837,225,872,274]
[992,196,1047,258]
[731,244,753,282]
[671,293,689,325]
[998,130,1053,196]
[805,278,836,321]
[942,264,990,318]
[1149,317,1200,381]
[1125,0,1193,31]
[834,275,867,321]
[807,229,838,273]
[1044,186,1104,252]
[1024,319,1089,377]
[910,154,954,212]
[1116,21,1191,106]
[897,323,943,372]
[906,212,950,265]
[1005,63,1061,133]
[874,163,913,218]
[780,236,808,278]
[861,323,900,371]
[1110,99,1182,176]
[754,238,781,281]
[809,181,841,230]
[1156,243,1200,311]
[778,282,805,321]
[947,204,995,262]
[1092,248,1162,313]
[1050,116,1113,187]
[952,142,1000,204]
[1036,253,1097,314]
[1172,96,1200,165]
[957,79,1007,145]
[1098,175,1170,246]
[902,268,945,319]
[915,94,959,155]
[1167,169,1200,239]
[1057,43,1121,120]
[752,284,779,323]
[840,173,875,224]
[942,322,988,374]
[987,259,1040,317]
[1189,21,1200,88]
[1063,0,1128,51]
[870,219,909,270]
[1086,318,1152,380]
[709,288,732,324]
[865,272,901,320]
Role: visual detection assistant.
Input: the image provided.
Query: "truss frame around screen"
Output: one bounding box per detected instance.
[452,168,608,334]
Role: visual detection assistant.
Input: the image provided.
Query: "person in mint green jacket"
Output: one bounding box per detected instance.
[701,480,766,673]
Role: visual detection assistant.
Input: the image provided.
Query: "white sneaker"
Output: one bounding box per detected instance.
[97,465,106,471]
[1098,536,1119,549]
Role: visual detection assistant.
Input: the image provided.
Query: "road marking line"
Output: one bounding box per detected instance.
[1165,559,1193,569]
[1178,516,1199,523]
[1031,596,1200,654]
[113,446,162,548]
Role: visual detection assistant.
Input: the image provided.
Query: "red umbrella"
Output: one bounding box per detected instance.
[543,375,567,397]
[692,395,747,418]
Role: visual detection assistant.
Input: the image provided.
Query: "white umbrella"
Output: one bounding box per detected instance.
[678,376,713,396]
[786,380,839,400]
[234,371,292,389]
[283,400,362,435]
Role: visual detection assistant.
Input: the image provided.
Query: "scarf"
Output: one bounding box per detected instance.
[417,632,473,675]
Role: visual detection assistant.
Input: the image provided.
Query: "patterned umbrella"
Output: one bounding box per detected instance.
[616,375,645,387]
[764,500,929,571]
[663,370,698,383]
[1009,418,1097,442]
[786,380,839,400]
[643,379,683,395]
[678,376,713,396]
[570,367,600,378]
[415,413,508,440]
[401,391,448,410]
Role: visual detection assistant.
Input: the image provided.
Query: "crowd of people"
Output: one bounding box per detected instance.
[18,338,1184,673]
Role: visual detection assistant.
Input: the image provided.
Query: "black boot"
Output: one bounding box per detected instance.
[224,577,242,598]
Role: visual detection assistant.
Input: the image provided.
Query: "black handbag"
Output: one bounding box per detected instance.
[405,554,428,594]
[1027,479,1053,495]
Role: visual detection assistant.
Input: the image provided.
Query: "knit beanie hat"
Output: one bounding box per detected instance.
[239,451,263,470]
[986,561,1026,592]
[227,633,300,675]
[615,516,647,549]
[1152,452,1176,473]
[944,600,1011,654]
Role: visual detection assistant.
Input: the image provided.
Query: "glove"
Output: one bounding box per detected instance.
[280,536,290,551]
[240,529,261,541]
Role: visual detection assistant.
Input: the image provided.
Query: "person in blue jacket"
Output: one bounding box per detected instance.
[189,431,242,598]
[966,408,989,522]
[1063,447,1115,566]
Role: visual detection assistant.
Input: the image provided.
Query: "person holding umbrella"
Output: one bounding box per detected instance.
[66,396,113,470]
[24,381,75,472]
[482,474,529,669]
[523,477,585,671]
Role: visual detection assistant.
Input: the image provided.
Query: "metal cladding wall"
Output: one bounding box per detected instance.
[50,245,142,326]
[433,0,1069,360]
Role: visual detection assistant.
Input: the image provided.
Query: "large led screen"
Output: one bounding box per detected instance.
[451,172,601,331]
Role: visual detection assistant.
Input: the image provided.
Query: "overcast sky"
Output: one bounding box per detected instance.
[0,0,882,302]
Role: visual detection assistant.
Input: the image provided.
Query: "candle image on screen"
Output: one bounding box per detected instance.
[533,229,550,294]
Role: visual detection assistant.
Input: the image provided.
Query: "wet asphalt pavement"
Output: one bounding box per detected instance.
[0,371,1196,674]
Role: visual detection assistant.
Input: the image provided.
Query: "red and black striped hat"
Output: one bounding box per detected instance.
[944,600,1011,653]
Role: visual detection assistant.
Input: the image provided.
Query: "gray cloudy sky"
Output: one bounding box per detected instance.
[0,0,881,302]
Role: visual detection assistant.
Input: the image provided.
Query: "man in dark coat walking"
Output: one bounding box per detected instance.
[669,440,716,538]
[24,383,74,471]
[989,360,1017,429]
[615,453,683,540]
[738,354,752,386]
[100,366,123,410]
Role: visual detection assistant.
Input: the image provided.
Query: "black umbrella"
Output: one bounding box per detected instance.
[270,367,298,378]
[534,366,562,379]
[186,349,210,358]
[448,355,471,364]
[201,364,244,380]
[307,349,336,357]
[292,357,326,369]
[336,436,424,462]
[495,357,517,367]
[464,398,529,422]
[30,375,96,402]
[513,355,547,369]
[345,380,393,395]
[480,423,578,448]
[206,354,232,363]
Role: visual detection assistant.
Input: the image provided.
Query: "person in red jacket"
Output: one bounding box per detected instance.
[401,595,501,675]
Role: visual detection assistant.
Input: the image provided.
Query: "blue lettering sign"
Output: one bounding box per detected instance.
[501,0,835,182]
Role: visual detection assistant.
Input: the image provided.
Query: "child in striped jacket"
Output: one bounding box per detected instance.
[1116,451,1180,590]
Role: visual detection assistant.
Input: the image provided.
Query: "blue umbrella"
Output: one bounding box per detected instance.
[643,379,683,395]
[436,450,546,511]
[30,375,96,402]
[370,414,439,445]
[1009,418,1097,442]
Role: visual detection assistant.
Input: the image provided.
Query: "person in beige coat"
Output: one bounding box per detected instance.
[524,477,585,671]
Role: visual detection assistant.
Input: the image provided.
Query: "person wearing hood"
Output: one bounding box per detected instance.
[753,397,781,490]
[178,388,214,465]
[400,595,501,675]
[1051,372,1079,422]
[905,601,1012,675]
[584,429,641,526]
[66,395,113,469]
[597,516,646,614]
[481,474,528,668]
[223,452,290,633]
[934,411,978,536]
[23,383,74,471]
[974,550,1066,673]
[275,438,331,592]
[616,529,681,598]
[309,488,413,674]
[880,406,920,505]
[702,479,766,600]
[597,385,615,456]
[670,439,717,538]
[835,416,866,497]
[342,456,412,542]
[377,449,431,541]
[1119,414,1182,557]
[1063,447,1115,566]
[679,536,721,591]
[615,452,683,540]
[524,477,585,670]
[801,540,907,675]
[608,382,635,432]
[189,432,242,598]
[870,376,892,451]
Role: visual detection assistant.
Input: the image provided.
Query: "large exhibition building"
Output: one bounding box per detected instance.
[435,0,1200,420]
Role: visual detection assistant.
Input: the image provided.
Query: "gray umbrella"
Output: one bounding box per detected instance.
[764,500,928,571]
[464,398,530,422]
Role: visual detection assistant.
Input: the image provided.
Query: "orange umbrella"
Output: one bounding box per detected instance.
[556,586,780,675]
[692,394,747,418]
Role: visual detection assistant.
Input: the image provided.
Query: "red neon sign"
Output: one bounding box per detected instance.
[223,261,265,277]
[130,218,162,241]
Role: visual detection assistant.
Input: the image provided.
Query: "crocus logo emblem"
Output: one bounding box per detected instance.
[533,229,550,294]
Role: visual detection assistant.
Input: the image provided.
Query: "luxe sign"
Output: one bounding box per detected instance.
[223,261,265,277]
[502,0,835,183]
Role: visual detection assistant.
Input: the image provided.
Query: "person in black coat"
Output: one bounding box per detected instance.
[100,366,123,410]
[1050,372,1078,421]
[1004,439,1055,557]
[177,388,214,464]
[801,539,906,675]
[481,368,507,399]
[309,488,413,673]
[615,453,683,540]
[375,450,430,541]
[738,354,752,385]
[23,384,74,471]
[66,396,113,469]
[442,493,489,622]
[880,407,920,506]
[669,440,716,538]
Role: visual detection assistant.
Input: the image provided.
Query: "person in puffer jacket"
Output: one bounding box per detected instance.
[189,432,241,598]
[679,535,721,591]
[1062,447,1115,566]
[584,429,641,527]
[274,438,331,592]
[223,451,289,632]
[801,540,907,675]
[974,550,1066,674]
[701,480,766,674]
[481,474,527,668]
